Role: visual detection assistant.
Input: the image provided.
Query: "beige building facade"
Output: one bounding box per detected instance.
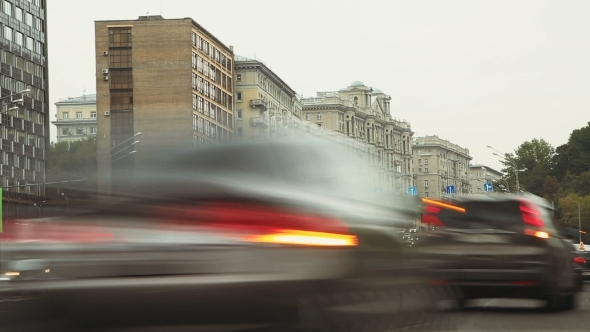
[94,16,234,193]
[412,135,472,198]
[302,81,414,193]
[234,56,301,139]
[52,94,97,143]
[469,164,504,194]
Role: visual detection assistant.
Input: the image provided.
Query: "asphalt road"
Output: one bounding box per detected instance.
[3,286,590,331]
[453,285,590,332]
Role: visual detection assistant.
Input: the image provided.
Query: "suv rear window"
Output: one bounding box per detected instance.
[437,200,524,230]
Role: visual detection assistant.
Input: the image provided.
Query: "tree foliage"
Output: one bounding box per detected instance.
[553,122,590,181]
[500,138,555,196]
[504,123,590,233]
[47,137,97,194]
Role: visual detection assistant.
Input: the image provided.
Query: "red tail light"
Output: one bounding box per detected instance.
[421,205,444,227]
[519,200,544,227]
[156,202,357,247]
[574,256,586,264]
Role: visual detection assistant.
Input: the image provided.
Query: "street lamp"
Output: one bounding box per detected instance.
[110,132,141,163]
[61,192,69,212]
[487,146,526,194]
[579,203,582,244]
[0,89,31,114]
[33,204,41,218]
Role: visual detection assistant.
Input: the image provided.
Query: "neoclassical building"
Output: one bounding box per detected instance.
[302,81,414,193]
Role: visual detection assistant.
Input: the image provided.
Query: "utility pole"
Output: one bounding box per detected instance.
[579,203,582,244]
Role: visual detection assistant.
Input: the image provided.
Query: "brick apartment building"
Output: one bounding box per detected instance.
[94,16,234,194]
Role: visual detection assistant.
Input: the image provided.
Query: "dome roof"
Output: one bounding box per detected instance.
[373,88,383,94]
[350,81,364,87]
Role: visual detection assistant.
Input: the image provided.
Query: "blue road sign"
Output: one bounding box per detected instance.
[484,182,493,192]
[446,185,456,194]
[408,186,418,196]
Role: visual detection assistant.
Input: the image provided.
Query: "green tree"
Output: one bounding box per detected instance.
[553,122,590,181]
[541,175,560,202]
[501,138,555,196]
[47,137,97,195]
[558,193,590,243]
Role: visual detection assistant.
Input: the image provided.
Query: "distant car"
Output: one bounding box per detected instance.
[419,194,581,312]
[576,250,590,281]
[0,137,447,331]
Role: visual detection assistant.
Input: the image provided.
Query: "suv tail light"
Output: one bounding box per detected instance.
[156,202,358,247]
[421,205,444,227]
[574,256,586,264]
[420,198,465,227]
[519,200,544,227]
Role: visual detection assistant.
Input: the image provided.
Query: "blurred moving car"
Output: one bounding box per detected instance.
[0,137,450,332]
[419,194,581,312]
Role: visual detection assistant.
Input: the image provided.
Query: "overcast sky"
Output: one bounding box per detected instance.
[48,0,590,171]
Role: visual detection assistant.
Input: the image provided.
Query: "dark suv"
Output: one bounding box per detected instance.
[419,194,581,312]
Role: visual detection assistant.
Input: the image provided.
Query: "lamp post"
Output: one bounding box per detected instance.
[61,192,69,213]
[0,89,31,114]
[579,203,582,244]
[110,132,141,163]
[33,204,41,218]
[487,146,526,194]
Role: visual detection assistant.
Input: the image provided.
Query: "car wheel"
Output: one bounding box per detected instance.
[562,293,576,311]
[543,294,562,313]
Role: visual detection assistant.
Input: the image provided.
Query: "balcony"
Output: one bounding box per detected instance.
[250,117,269,128]
[250,99,268,111]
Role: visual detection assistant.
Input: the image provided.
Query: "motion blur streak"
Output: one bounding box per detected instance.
[245,230,358,246]
[0,134,456,332]
[422,198,466,213]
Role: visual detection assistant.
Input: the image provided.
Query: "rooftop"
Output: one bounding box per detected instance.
[55,94,96,104]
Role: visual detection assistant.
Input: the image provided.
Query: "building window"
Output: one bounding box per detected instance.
[236,92,242,101]
[425,168,429,173]
[424,192,429,197]
[3,1,11,16]
[62,112,69,119]
[91,127,97,134]
[3,26,12,41]
[424,180,429,186]
[62,128,70,135]
[236,109,242,119]
[317,112,322,120]
[76,112,83,119]
[111,91,133,110]
[76,128,85,135]
[90,112,97,118]
[109,28,132,48]
[305,113,310,121]
[110,49,132,68]
[198,96,204,113]
[236,74,241,82]
[110,69,133,89]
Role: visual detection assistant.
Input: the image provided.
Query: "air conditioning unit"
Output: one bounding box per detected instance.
[102,51,109,56]
[103,76,109,81]
[102,69,109,74]
[104,111,110,116]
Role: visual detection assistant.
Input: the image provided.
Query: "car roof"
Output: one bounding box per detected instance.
[440,193,554,210]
